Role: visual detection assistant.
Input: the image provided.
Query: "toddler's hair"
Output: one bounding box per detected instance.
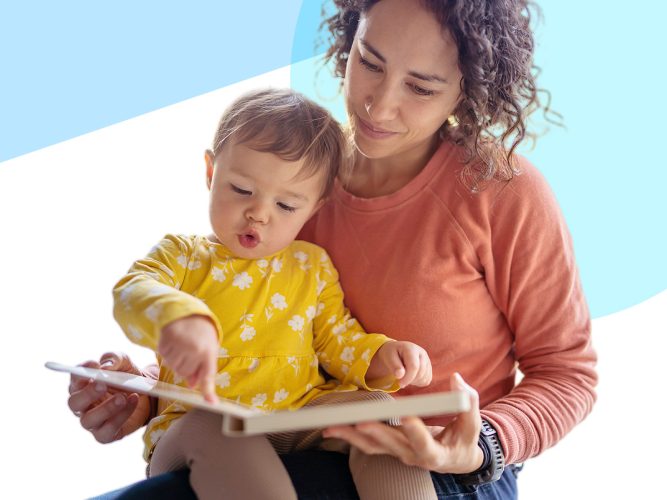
[212,88,347,198]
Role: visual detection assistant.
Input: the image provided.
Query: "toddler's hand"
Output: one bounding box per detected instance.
[158,315,219,402]
[368,341,432,388]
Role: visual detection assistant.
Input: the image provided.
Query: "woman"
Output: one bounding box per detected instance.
[70,1,597,498]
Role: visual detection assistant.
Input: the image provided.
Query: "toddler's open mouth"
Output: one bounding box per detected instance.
[238,229,260,249]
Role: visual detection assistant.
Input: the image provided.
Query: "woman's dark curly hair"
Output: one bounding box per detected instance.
[323,0,554,186]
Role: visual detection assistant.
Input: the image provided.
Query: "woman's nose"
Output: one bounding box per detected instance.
[365,81,399,123]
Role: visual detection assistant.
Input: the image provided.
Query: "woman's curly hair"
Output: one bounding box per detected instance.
[323,0,555,187]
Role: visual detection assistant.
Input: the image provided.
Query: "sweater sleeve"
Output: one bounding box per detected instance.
[112,234,221,351]
[478,160,598,464]
[311,250,398,392]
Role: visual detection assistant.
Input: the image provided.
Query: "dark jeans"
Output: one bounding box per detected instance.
[91,451,520,500]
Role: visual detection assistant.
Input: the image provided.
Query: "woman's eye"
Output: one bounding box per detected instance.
[231,185,252,195]
[408,83,435,97]
[359,56,381,73]
[277,202,296,213]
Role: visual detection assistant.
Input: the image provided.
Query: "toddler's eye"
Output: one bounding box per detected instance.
[231,184,252,195]
[277,202,296,213]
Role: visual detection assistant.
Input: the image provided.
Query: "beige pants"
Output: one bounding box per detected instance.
[149,390,436,500]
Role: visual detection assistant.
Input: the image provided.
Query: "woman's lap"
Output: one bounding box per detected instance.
[90,452,520,500]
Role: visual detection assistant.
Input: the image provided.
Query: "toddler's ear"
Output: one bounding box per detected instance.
[204,150,215,190]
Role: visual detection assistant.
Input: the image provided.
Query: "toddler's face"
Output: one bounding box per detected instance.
[206,141,325,259]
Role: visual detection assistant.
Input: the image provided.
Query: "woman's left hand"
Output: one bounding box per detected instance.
[323,372,484,474]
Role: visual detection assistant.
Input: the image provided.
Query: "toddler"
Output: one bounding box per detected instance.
[113,88,436,500]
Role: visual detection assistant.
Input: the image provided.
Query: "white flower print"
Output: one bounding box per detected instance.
[240,325,256,341]
[118,283,138,304]
[257,259,269,269]
[144,303,162,322]
[273,389,289,404]
[320,252,329,264]
[316,303,325,317]
[271,293,288,310]
[252,393,267,408]
[211,267,227,282]
[305,383,313,392]
[351,333,364,341]
[287,356,299,375]
[233,272,253,290]
[305,306,316,320]
[332,323,347,336]
[316,277,326,295]
[327,315,337,325]
[340,346,355,363]
[293,251,308,263]
[341,364,350,375]
[240,313,254,322]
[294,251,311,271]
[127,324,143,340]
[218,347,229,358]
[361,349,371,362]
[346,319,356,328]
[271,258,282,272]
[310,355,319,368]
[264,307,273,320]
[248,358,259,372]
[176,254,201,270]
[288,315,305,332]
[353,376,363,387]
[216,372,231,389]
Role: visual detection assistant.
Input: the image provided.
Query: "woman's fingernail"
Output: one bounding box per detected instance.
[114,394,126,407]
[100,359,114,368]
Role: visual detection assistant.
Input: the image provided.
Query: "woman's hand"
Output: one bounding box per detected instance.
[323,373,484,474]
[67,352,154,443]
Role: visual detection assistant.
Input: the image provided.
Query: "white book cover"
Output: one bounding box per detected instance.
[46,361,470,436]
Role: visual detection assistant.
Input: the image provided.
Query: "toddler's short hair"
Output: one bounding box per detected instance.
[212,88,347,199]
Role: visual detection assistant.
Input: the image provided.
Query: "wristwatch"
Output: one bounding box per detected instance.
[456,419,505,485]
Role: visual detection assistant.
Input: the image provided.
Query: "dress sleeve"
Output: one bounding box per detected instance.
[479,160,598,464]
[311,251,399,392]
[112,234,221,351]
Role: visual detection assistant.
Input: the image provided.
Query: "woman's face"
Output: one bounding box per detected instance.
[344,0,463,162]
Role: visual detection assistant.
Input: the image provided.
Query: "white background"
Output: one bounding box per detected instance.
[1,65,664,499]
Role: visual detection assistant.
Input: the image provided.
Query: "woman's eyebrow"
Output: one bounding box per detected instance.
[359,38,449,84]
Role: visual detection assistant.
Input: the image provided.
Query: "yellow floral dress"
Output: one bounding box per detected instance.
[112,234,396,460]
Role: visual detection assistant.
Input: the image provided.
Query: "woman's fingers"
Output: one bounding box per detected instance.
[68,360,100,395]
[451,372,481,441]
[91,393,140,443]
[67,379,107,415]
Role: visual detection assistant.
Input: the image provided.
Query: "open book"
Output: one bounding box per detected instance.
[46,361,469,436]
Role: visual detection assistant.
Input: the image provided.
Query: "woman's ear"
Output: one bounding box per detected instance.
[204,150,215,190]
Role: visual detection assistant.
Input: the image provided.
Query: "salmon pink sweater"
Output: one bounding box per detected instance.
[299,140,597,465]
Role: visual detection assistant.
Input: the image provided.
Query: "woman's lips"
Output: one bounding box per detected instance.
[356,116,398,140]
[238,229,260,249]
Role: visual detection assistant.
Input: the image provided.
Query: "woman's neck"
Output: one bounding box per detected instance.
[342,136,440,198]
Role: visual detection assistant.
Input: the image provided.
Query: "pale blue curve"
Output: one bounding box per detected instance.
[290,0,667,318]
[0,1,305,162]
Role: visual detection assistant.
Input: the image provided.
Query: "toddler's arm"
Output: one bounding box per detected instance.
[113,235,222,401]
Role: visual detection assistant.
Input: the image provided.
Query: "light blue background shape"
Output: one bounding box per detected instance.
[0,1,303,162]
[1,0,665,318]
[290,0,667,319]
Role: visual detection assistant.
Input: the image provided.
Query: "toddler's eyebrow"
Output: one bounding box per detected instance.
[359,38,449,84]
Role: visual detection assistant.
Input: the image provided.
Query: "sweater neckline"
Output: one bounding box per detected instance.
[333,140,455,212]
